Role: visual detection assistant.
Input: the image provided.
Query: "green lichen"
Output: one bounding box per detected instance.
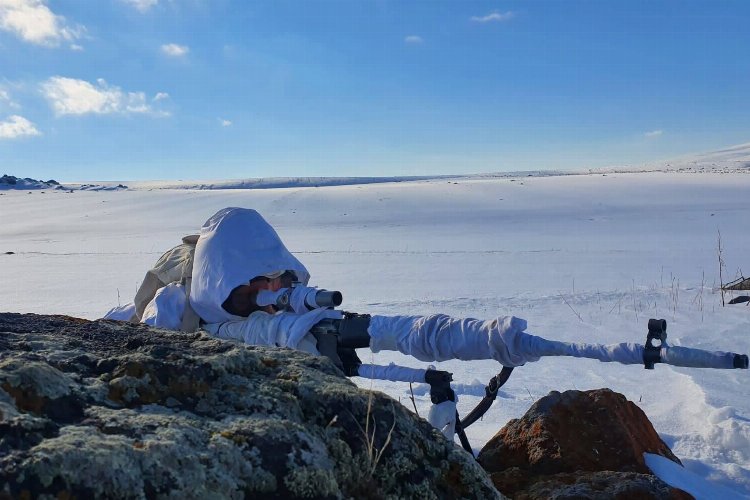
[0,359,74,399]
[0,386,20,419]
[241,447,278,494]
[284,466,340,498]
[108,373,150,403]
[400,479,440,500]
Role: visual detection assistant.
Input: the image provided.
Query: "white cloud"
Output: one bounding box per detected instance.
[41,76,167,116]
[121,0,158,13]
[219,118,232,127]
[470,11,515,23]
[404,35,423,44]
[70,43,83,51]
[161,43,189,57]
[153,92,169,101]
[0,114,40,139]
[0,88,20,109]
[645,130,663,138]
[0,0,85,47]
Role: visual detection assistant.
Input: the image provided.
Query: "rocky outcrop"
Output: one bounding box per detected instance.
[0,175,62,189]
[0,313,502,499]
[507,471,685,500]
[477,389,691,499]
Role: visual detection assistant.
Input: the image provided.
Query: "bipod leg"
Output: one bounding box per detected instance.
[454,412,474,456]
[461,366,514,429]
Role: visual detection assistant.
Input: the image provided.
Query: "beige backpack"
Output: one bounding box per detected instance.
[133,234,201,331]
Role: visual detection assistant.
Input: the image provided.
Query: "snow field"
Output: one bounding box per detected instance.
[1,171,749,496]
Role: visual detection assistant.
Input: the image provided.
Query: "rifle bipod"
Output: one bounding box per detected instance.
[310,312,516,457]
[424,366,514,456]
[461,366,515,429]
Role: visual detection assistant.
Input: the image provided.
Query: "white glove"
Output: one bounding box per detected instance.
[205,308,343,355]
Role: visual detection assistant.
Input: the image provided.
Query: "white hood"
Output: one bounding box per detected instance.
[190,207,310,324]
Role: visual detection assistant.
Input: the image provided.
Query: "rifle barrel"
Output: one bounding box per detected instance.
[661,346,748,369]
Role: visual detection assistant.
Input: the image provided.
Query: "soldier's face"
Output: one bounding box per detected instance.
[221,272,295,317]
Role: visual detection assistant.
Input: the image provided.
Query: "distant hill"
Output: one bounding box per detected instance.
[83,145,750,189]
[6,141,749,192]
[647,141,750,172]
[67,175,454,191]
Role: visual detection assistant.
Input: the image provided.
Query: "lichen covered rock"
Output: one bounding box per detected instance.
[0,313,502,499]
[513,470,685,500]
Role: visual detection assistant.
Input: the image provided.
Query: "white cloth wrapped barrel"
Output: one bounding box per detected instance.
[368,314,644,367]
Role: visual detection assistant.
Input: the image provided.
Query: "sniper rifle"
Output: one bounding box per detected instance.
[258,284,749,456]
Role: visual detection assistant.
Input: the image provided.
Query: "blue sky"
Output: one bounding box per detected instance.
[0,0,749,181]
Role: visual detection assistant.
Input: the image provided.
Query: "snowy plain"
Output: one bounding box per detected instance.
[1,170,749,498]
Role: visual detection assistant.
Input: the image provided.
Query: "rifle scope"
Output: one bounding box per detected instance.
[256,286,342,311]
[310,290,343,308]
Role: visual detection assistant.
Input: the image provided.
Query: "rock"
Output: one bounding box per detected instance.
[478,388,681,475]
[477,389,691,499]
[513,471,685,500]
[0,174,63,190]
[0,313,503,499]
[0,174,17,185]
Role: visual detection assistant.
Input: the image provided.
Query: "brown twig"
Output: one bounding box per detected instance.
[408,382,420,418]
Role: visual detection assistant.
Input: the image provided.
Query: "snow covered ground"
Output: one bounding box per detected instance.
[1,170,749,497]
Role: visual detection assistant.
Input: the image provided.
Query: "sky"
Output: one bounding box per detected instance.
[0,0,749,181]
